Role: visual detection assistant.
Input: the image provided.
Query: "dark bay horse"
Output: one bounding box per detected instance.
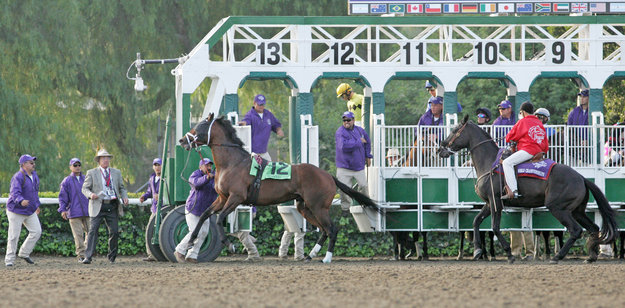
[437,115,618,264]
[179,113,381,263]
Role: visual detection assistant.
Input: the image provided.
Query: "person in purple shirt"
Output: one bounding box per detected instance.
[335,111,373,216]
[139,158,162,261]
[238,94,284,161]
[175,158,219,263]
[58,158,90,262]
[567,89,589,126]
[418,96,445,126]
[492,99,516,143]
[5,154,42,267]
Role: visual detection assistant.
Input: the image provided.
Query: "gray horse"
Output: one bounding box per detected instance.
[437,115,617,264]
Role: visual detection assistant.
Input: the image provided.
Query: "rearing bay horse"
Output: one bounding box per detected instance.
[179,113,381,263]
[437,115,618,264]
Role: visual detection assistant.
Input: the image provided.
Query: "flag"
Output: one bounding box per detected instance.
[351,4,369,14]
[370,4,387,13]
[462,3,478,13]
[443,3,460,13]
[571,3,588,13]
[516,3,533,13]
[498,3,515,13]
[480,3,496,13]
[389,4,405,13]
[407,4,423,13]
[553,3,570,12]
[590,3,606,12]
[425,4,442,13]
[611,3,625,12]
[535,3,551,12]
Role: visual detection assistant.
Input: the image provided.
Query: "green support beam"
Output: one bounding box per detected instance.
[443,91,458,119]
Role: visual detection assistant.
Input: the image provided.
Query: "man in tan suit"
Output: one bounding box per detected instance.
[81,149,128,264]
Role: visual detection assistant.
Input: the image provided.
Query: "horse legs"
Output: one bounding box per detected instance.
[571,207,601,263]
[548,208,585,263]
[188,196,226,244]
[415,232,428,260]
[488,231,496,261]
[619,231,625,259]
[490,203,513,263]
[294,200,327,262]
[472,204,491,261]
[390,232,400,260]
[457,232,465,260]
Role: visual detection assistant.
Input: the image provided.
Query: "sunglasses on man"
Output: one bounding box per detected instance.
[343,118,353,122]
[73,163,81,167]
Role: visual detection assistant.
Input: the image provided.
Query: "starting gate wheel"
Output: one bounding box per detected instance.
[158,205,223,262]
[145,205,172,262]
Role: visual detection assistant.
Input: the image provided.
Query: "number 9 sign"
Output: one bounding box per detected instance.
[547,41,570,65]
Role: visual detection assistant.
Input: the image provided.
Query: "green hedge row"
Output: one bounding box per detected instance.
[1,192,587,258]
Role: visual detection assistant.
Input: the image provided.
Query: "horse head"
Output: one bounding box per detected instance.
[179,113,215,150]
[437,114,471,158]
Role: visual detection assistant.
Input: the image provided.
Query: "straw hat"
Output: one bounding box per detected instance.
[94,149,113,162]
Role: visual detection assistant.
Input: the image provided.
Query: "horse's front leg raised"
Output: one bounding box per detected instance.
[472,204,491,261]
[188,196,226,244]
[215,195,246,248]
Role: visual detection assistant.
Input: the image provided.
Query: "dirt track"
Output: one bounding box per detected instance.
[2,256,624,307]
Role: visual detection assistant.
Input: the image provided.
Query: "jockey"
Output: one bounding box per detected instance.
[336,83,364,127]
[501,101,549,200]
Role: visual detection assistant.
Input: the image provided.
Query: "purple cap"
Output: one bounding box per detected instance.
[428,96,443,105]
[69,158,81,166]
[498,100,512,109]
[254,94,266,105]
[342,111,355,119]
[19,154,36,165]
[153,158,162,165]
[578,89,589,97]
[199,158,213,167]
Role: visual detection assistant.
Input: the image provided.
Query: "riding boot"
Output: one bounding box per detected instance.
[501,185,519,200]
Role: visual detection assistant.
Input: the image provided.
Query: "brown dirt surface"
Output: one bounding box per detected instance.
[2,255,624,307]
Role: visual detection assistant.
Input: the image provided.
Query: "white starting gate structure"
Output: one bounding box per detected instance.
[163,16,625,233]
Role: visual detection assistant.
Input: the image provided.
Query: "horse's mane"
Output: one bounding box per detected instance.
[214,116,245,147]
[470,121,495,141]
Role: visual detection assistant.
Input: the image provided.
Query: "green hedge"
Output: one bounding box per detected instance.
[1,192,588,257]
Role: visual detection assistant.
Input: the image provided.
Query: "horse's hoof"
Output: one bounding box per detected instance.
[549,259,559,264]
[584,258,596,264]
[489,256,497,261]
[472,249,483,261]
[507,256,515,264]
[456,256,463,261]
[304,256,312,263]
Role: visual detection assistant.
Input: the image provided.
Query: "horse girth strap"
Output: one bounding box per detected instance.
[244,157,268,205]
[208,142,241,148]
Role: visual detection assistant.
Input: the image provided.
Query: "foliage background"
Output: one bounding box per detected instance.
[0,1,621,257]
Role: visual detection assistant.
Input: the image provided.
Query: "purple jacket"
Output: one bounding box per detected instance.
[7,169,40,216]
[417,110,444,126]
[58,173,89,218]
[242,107,282,153]
[141,173,161,213]
[185,169,219,216]
[567,106,589,125]
[335,125,372,171]
[493,115,516,126]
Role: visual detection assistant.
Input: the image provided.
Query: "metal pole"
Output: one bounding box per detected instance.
[152,110,172,245]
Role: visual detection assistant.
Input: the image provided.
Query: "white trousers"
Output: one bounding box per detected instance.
[336,167,368,211]
[278,231,305,259]
[5,210,42,264]
[256,152,272,161]
[175,211,211,259]
[502,150,533,192]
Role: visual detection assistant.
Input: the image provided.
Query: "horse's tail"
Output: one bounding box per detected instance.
[333,176,382,214]
[585,178,618,244]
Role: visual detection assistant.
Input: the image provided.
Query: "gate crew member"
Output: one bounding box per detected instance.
[82,149,129,264]
[58,158,90,262]
[5,154,42,267]
[335,111,372,216]
[336,83,365,127]
[238,94,284,161]
[175,158,220,263]
[139,158,162,261]
[501,101,548,200]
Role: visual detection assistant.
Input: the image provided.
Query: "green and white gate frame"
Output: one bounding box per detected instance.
[166,15,625,234]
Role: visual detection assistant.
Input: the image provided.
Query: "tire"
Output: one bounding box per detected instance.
[145,205,172,262]
[158,205,223,262]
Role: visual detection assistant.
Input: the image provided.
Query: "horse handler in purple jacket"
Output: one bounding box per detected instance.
[58,158,90,262]
[5,154,42,267]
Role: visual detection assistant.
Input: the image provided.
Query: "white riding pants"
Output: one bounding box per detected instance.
[502,150,533,192]
[5,210,41,265]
